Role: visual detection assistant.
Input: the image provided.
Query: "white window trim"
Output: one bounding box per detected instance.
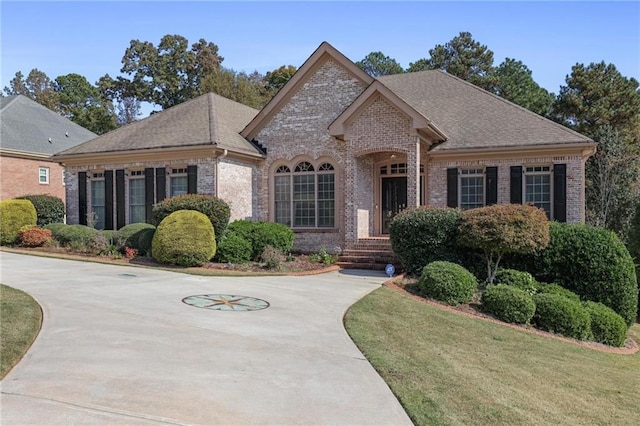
[523,165,553,220]
[170,167,188,197]
[39,167,50,184]
[458,168,485,210]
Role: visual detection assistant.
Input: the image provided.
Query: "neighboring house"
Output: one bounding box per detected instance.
[55,42,596,253]
[0,95,97,203]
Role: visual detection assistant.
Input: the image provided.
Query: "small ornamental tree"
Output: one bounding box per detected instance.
[458,204,550,285]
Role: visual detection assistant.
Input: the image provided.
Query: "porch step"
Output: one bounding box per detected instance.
[337,248,401,271]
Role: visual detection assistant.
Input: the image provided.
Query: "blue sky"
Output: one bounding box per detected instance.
[2,1,638,116]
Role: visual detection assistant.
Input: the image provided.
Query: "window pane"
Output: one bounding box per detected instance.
[461,176,484,210]
[525,174,551,218]
[274,175,291,226]
[170,176,188,197]
[293,174,315,227]
[39,167,49,184]
[129,178,146,224]
[91,180,105,230]
[317,173,334,227]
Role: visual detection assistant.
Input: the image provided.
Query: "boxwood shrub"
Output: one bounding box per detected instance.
[0,199,37,245]
[54,224,99,246]
[418,261,477,306]
[537,223,637,326]
[216,233,252,264]
[117,223,156,254]
[583,301,628,347]
[482,284,536,324]
[494,269,538,295]
[532,293,591,340]
[152,210,216,267]
[152,194,230,243]
[16,194,65,226]
[227,220,294,260]
[536,283,581,302]
[389,207,461,275]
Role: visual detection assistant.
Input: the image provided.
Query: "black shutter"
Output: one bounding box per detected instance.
[104,170,114,230]
[78,172,87,225]
[187,165,197,194]
[155,167,166,202]
[553,164,567,222]
[446,168,458,208]
[145,168,155,223]
[116,169,125,229]
[485,167,498,206]
[510,166,523,204]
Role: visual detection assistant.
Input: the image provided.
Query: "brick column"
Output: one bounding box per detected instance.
[406,137,420,208]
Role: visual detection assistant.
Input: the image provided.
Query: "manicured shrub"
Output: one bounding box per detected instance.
[389,207,461,275]
[44,222,66,236]
[536,223,637,326]
[19,226,53,247]
[152,210,216,267]
[482,285,536,324]
[458,204,550,285]
[101,230,124,247]
[532,293,591,340]
[136,228,155,256]
[117,223,156,252]
[152,194,230,243]
[216,233,252,264]
[418,261,477,306]
[227,220,294,260]
[261,245,282,271]
[54,224,98,247]
[583,301,628,347]
[494,269,538,295]
[536,283,581,302]
[16,194,65,226]
[0,199,37,245]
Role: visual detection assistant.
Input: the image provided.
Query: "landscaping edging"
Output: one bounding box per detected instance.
[384,275,639,355]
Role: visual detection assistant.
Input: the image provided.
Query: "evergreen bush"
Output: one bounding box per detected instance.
[19,226,53,247]
[0,199,37,245]
[389,207,461,275]
[481,284,536,324]
[117,223,156,253]
[152,210,216,267]
[227,220,294,260]
[532,293,591,340]
[418,261,477,306]
[582,301,628,347]
[54,224,99,247]
[494,269,539,295]
[16,194,65,226]
[216,233,252,264]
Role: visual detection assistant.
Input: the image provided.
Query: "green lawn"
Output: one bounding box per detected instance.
[1,284,42,379]
[345,287,640,426]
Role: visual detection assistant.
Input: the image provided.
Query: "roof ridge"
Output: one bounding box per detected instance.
[0,95,19,111]
[434,71,593,142]
[207,93,218,144]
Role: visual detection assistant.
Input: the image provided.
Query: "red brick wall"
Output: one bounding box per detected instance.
[0,156,66,203]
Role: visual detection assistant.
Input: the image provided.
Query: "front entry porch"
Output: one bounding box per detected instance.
[337,236,401,271]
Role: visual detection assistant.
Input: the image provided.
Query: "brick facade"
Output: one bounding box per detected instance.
[217,158,255,221]
[0,156,67,202]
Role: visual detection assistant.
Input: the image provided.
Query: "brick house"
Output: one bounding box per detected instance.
[0,95,97,203]
[55,42,595,253]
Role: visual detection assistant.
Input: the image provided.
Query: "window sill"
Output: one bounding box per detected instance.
[292,228,340,234]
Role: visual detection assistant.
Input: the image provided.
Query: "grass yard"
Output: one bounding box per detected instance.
[344,287,640,426]
[1,284,42,379]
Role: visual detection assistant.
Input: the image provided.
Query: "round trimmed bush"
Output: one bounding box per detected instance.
[227,220,294,260]
[494,269,538,295]
[16,194,65,226]
[55,224,98,246]
[117,223,156,251]
[418,261,477,306]
[482,284,536,324]
[583,301,628,347]
[390,207,461,275]
[532,293,591,340]
[152,210,216,267]
[536,283,581,302]
[1,199,37,245]
[537,223,637,326]
[101,230,122,247]
[152,194,230,243]
[216,233,252,264]
[19,226,53,247]
[44,222,66,235]
[136,228,155,256]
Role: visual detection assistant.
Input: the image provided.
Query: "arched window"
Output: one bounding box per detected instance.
[273,161,335,228]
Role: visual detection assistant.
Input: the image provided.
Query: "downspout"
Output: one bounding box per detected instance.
[215,149,228,197]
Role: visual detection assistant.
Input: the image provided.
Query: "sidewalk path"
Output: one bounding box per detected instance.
[0,252,411,425]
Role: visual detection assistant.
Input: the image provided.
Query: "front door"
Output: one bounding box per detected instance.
[381,177,407,234]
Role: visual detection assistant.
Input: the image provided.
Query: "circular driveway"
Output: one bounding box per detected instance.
[0,252,411,425]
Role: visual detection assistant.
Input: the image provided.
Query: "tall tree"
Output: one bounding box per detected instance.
[3,69,59,110]
[355,52,403,77]
[97,74,141,125]
[55,74,117,134]
[407,32,494,89]
[490,58,555,116]
[264,65,297,94]
[553,61,640,145]
[201,67,271,109]
[120,34,224,109]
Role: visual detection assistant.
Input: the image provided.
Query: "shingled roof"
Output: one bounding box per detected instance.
[55,92,263,158]
[1,95,97,156]
[377,71,593,151]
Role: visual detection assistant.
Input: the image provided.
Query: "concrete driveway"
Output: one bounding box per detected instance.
[0,252,411,425]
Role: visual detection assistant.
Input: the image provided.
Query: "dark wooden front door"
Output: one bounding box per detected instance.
[381,177,407,234]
